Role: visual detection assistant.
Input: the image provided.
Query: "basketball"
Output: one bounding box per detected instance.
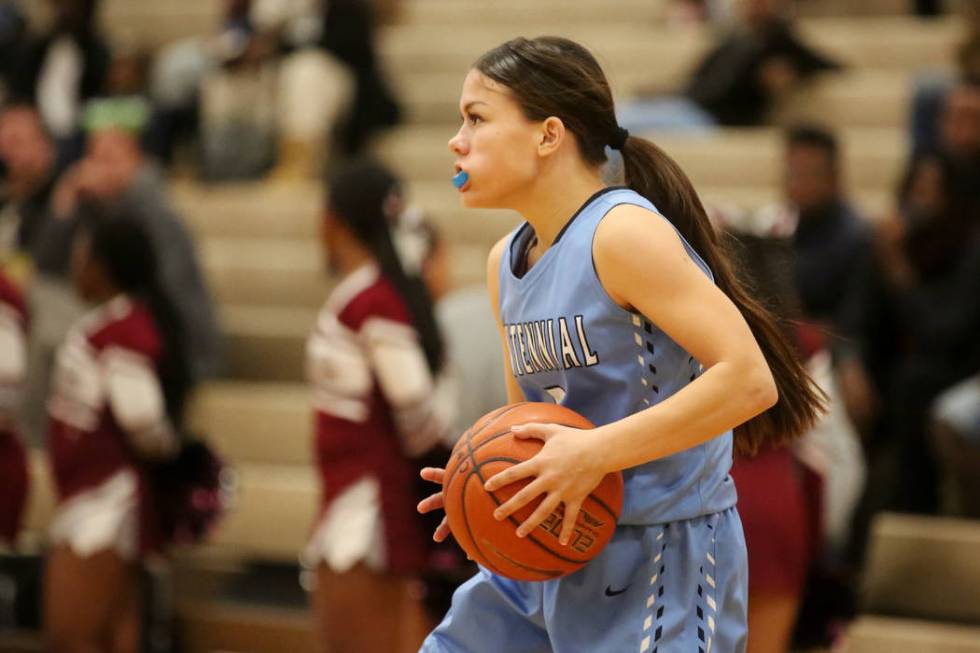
[442,402,624,581]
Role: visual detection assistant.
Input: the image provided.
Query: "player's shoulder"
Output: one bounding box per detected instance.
[597,202,683,257]
[338,273,411,331]
[487,232,513,282]
[86,298,161,358]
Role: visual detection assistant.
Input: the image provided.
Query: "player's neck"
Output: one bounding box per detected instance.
[516,162,605,250]
[330,243,374,278]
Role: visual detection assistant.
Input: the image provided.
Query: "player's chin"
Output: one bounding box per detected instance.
[459,186,503,209]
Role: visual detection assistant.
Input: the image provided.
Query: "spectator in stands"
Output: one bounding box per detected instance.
[42,121,221,382]
[43,212,189,653]
[846,150,980,562]
[9,0,111,166]
[780,126,872,333]
[910,6,980,156]
[619,0,841,132]
[0,103,60,277]
[302,160,453,652]
[150,0,360,179]
[0,270,28,549]
[318,0,401,155]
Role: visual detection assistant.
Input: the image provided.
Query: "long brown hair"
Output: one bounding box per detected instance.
[476,36,825,454]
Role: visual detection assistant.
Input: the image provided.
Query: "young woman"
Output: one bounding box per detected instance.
[303,159,455,652]
[43,210,190,653]
[0,271,29,549]
[417,37,824,652]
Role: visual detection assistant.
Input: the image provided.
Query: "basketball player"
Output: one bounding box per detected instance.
[417,37,825,652]
[0,271,29,548]
[303,160,455,652]
[43,211,190,652]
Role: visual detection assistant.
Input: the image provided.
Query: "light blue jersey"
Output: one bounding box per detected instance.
[497,186,737,524]
[423,187,747,653]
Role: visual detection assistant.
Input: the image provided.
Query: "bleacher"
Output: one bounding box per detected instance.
[8,0,978,650]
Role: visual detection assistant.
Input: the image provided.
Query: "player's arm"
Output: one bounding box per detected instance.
[102,346,179,460]
[586,204,777,468]
[364,316,454,456]
[486,235,525,405]
[485,205,777,544]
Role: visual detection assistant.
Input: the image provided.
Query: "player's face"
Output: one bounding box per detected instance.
[69,233,103,302]
[448,70,542,209]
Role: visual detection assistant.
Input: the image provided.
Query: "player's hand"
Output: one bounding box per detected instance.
[483,424,606,546]
[417,467,453,542]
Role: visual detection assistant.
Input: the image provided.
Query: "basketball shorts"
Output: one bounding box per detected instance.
[421,507,747,653]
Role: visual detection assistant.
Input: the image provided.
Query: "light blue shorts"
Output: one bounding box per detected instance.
[421,507,748,653]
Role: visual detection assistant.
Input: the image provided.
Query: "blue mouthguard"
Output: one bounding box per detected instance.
[452,170,469,189]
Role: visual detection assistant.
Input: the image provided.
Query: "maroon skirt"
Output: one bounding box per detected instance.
[731,446,822,595]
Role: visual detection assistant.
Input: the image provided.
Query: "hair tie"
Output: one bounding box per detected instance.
[610,126,629,150]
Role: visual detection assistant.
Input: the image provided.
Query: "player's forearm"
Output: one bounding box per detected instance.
[592,359,776,473]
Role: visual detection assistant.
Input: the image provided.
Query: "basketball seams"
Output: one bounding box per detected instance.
[460,472,509,578]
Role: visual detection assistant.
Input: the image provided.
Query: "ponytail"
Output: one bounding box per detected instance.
[370,220,445,374]
[142,279,192,426]
[327,159,445,373]
[83,207,193,428]
[620,136,826,454]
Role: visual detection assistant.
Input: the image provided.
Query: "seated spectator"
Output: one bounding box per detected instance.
[846,150,980,562]
[619,0,841,132]
[9,0,111,166]
[0,103,60,278]
[150,0,356,179]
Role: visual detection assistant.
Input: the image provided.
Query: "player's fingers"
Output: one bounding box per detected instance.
[433,516,452,542]
[420,467,446,484]
[417,491,444,514]
[492,477,546,521]
[510,422,556,441]
[483,460,537,492]
[516,492,561,538]
[558,499,582,546]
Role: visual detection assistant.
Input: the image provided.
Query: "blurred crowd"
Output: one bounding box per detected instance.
[0,0,977,651]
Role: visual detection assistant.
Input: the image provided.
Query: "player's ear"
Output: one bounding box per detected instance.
[537,116,565,157]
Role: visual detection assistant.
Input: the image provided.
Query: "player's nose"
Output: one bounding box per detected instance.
[448,128,467,155]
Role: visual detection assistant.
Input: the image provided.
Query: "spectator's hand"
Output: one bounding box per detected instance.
[874,209,916,289]
[50,163,88,218]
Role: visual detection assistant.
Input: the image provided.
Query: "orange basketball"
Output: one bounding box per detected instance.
[442,402,624,581]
